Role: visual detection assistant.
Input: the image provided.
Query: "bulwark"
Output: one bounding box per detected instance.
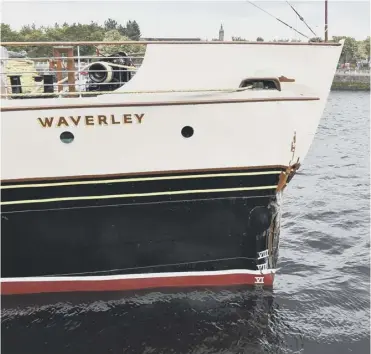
[37,114,145,128]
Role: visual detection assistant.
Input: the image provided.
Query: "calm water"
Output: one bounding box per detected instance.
[2,91,370,354]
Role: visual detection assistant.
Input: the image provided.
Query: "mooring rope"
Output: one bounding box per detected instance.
[0,86,252,98]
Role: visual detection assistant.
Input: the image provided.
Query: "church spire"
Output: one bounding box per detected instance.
[219,23,224,41]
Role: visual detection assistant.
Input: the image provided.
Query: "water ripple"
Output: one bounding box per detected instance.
[1,92,370,354]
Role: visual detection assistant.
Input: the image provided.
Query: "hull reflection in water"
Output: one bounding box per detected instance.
[1,287,290,354]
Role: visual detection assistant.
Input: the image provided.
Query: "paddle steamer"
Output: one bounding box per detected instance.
[0,39,343,295]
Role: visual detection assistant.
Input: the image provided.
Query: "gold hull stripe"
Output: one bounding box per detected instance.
[1,185,277,206]
[1,171,282,190]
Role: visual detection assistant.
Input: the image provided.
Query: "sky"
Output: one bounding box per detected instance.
[1,0,370,41]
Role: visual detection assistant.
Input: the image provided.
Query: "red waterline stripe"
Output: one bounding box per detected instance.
[1,273,274,295]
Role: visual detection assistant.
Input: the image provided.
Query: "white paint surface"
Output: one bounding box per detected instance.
[1,42,343,180]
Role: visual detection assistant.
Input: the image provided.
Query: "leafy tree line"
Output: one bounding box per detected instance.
[330,36,370,64]
[1,20,369,65]
[308,36,370,64]
[231,35,370,65]
[0,19,142,57]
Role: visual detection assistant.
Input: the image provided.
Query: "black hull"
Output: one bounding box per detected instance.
[1,166,284,294]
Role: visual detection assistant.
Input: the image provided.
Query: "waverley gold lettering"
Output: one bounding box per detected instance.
[97,115,107,126]
[37,114,145,128]
[70,116,81,126]
[57,116,69,127]
[111,114,120,125]
[38,117,54,128]
[85,116,94,126]
[123,114,132,124]
[135,113,144,123]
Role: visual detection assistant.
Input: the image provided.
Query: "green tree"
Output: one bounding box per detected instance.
[333,36,359,63]
[1,23,24,53]
[125,20,141,40]
[309,37,323,42]
[256,37,264,42]
[98,30,145,55]
[17,25,50,57]
[0,20,142,56]
[232,36,246,41]
[364,36,370,60]
[1,23,21,41]
[104,18,118,31]
[117,24,127,37]
[72,21,105,55]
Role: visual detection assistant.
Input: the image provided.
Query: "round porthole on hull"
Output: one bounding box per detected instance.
[60,131,74,144]
[181,126,194,138]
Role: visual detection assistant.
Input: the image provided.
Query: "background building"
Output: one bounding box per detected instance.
[219,24,224,41]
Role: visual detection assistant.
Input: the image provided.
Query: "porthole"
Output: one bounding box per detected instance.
[60,131,74,144]
[181,126,194,138]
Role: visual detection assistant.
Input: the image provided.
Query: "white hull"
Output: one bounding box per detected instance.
[1,42,343,180]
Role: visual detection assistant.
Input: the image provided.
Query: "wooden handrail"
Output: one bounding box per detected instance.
[0,41,342,47]
[0,97,320,112]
